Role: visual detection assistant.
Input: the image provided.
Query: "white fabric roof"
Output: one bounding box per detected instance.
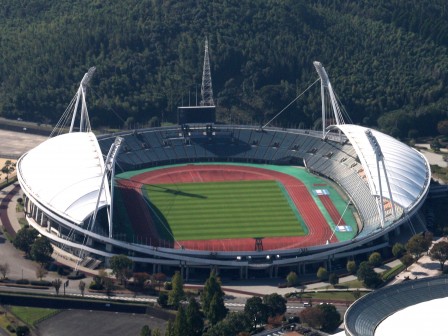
[18,132,109,224]
[334,124,430,210]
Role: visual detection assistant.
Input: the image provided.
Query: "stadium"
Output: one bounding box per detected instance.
[344,275,448,335]
[16,61,431,280]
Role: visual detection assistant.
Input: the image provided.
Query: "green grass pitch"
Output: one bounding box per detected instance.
[141,180,307,241]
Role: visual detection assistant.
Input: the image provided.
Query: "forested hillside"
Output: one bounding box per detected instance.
[1,0,448,138]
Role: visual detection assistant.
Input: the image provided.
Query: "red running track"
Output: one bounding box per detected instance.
[116,165,338,251]
[318,195,346,227]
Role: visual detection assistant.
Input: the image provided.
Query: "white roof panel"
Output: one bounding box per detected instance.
[18,132,109,224]
[334,124,430,210]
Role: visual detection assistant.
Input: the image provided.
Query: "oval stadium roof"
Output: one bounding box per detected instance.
[18,132,109,224]
[333,124,430,210]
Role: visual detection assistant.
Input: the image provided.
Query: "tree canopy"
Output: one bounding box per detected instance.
[168,271,185,309]
[200,271,227,325]
[429,240,448,271]
[109,254,133,285]
[1,0,448,138]
[13,226,38,257]
[30,236,54,265]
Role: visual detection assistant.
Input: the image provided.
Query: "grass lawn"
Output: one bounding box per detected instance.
[9,306,59,326]
[142,180,307,241]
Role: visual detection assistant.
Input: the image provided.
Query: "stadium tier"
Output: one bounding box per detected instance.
[17,123,431,279]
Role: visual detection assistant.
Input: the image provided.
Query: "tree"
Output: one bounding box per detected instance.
[30,236,53,265]
[133,272,151,289]
[35,264,48,280]
[201,270,227,324]
[346,260,357,274]
[52,278,62,295]
[368,252,382,267]
[429,241,448,271]
[244,296,268,329]
[158,292,168,308]
[318,304,341,333]
[204,312,251,336]
[406,233,432,259]
[140,325,152,336]
[352,289,362,300]
[185,298,204,336]
[103,277,114,297]
[13,226,38,257]
[356,261,371,281]
[165,320,174,336]
[263,293,286,317]
[357,261,382,288]
[316,267,329,281]
[0,263,10,280]
[392,243,406,258]
[109,254,133,285]
[1,165,13,183]
[299,307,325,330]
[168,271,185,309]
[437,120,448,135]
[79,280,86,296]
[329,273,339,286]
[286,271,299,287]
[207,292,228,325]
[15,325,30,336]
[400,253,415,271]
[152,273,167,293]
[363,268,383,289]
[173,305,188,336]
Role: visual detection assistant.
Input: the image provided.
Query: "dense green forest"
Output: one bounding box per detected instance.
[1,0,448,138]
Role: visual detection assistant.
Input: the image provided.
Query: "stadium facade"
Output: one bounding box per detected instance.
[16,63,431,279]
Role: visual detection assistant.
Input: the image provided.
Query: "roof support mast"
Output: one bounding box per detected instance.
[69,67,96,133]
[89,136,124,237]
[313,62,345,139]
[365,129,397,227]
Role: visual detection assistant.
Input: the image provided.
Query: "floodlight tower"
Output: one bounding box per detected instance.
[200,38,215,106]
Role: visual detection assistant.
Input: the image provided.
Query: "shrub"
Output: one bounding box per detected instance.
[286,271,299,287]
[316,267,329,281]
[57,266,71,276]
[346,260,357,274]
[157,292,168,308]
[30,280,52,286]
[368,252,382,267]
[164,281,172,290]
[6,324,15,332]
[89,281,104,290]
[15,325,30,336]
[15,279,29,285]
[67,271,85,280]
